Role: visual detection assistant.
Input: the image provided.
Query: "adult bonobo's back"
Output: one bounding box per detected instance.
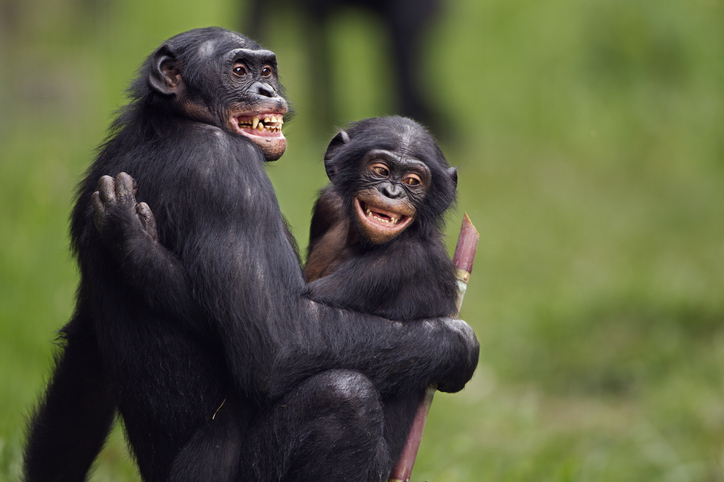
[23,27,478,482]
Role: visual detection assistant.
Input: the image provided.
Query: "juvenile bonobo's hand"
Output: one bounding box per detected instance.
[435,317,480,393]
[91,172,158,250]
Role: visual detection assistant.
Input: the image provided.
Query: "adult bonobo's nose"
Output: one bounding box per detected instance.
[249,81,276,98]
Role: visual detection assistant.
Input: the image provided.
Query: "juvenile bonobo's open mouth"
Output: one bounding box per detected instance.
[231,111,287,161]
[354,197,414,244]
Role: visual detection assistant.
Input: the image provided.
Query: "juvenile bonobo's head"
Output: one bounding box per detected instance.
[324,116,457,244]
[134,27,288,161]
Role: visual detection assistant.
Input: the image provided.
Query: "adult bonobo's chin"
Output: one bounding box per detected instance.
[23,27,478,482]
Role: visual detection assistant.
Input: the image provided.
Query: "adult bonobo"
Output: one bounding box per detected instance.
[304,116,462,463]
[23,28,478,482]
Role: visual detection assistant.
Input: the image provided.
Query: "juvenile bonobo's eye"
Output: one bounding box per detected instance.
[261,65,273,77]
[233,63,248,77]
[370,163,389,177]
[403,174,422,187]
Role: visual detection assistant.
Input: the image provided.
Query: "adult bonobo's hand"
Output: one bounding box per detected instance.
[435,317,480,393]
[91,172,158,249]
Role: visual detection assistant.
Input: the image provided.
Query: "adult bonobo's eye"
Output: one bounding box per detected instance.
[370,163,389,177]
[403,174,422,187]
[261,65,273,77]
[233,63,248,77]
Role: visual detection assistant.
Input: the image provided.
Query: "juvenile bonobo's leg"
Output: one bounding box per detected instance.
[381,391,428,465]
[240,370,391,482]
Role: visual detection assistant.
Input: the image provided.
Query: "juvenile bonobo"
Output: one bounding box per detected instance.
[306,116,459,318]
[23,28,479,482]
[304,116,461,461]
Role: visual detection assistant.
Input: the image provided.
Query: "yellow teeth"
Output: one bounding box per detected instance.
[238,114,284,133]
[365,207,400,225]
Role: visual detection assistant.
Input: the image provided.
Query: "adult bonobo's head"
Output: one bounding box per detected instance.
[131,27,288,161]
[324,116,457,244]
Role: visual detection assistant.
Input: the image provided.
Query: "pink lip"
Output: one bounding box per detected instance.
[355,198,412,232]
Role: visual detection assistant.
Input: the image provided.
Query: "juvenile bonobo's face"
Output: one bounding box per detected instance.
[323,116,457,245]
[149,28,288,161]
[353,149,431,244]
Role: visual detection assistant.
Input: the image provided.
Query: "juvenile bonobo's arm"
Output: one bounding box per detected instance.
[305,188,352,282]
[91,173,201,326]
[92,173,479,398]
[307,186,344,248]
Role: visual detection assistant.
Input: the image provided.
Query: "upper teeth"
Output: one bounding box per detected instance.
[365,207,400,225]
[238,114,284,133]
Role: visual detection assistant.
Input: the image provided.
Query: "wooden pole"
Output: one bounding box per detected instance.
[388,214,480,482]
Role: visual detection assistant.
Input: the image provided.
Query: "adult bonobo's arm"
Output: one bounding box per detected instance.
[93,173,479,398]
[91,172,201,327]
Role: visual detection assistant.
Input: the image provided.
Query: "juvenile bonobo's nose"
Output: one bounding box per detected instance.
[249,81,276,97]
[382,183,404,199]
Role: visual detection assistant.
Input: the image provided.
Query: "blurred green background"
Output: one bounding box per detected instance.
[1,0,723,480]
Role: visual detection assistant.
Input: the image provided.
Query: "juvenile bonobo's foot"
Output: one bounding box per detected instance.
[91,172,158,243]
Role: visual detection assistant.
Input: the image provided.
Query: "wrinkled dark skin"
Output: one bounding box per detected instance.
[23,28,478,482]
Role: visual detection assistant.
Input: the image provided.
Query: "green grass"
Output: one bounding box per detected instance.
[1,0,723,480]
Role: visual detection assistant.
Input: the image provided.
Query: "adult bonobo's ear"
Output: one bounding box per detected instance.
[323,130,350,182]
[149,45,183,95]
[448,167,458,190]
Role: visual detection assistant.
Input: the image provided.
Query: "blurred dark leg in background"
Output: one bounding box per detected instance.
[244,0,448,137]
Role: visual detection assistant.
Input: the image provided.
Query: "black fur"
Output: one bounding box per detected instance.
[23,28,478,482]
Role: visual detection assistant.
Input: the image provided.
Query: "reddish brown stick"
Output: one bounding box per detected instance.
[388,214,479,482]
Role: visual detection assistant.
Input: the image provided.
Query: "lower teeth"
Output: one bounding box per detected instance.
[365,208,397,225]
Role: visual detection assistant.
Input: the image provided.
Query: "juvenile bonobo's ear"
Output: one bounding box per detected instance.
[448,167,458,190]
[437,166,459,212]
[149,45,183,95]
[323,130,350,182]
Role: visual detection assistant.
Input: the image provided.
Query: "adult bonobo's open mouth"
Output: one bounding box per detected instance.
[231,109,287,161]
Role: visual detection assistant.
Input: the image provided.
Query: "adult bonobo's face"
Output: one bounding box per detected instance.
[353,149,431,244]
[221,47,287,161]
[147,28,288,161]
